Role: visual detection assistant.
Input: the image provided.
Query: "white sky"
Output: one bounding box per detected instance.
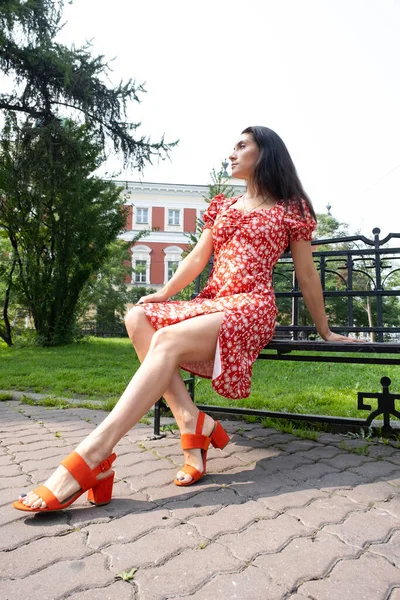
[57,0,400,238]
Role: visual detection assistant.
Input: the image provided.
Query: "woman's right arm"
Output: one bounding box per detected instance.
[138,229,214,303]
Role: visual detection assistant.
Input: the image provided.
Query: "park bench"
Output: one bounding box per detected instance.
[154,228,400,436]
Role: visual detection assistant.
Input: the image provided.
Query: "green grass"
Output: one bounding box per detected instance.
[193,354,399,421]
[0,337,398,420]
[0,337,138,403]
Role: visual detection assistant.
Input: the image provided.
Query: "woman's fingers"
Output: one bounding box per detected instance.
[325,332,364,343]
[136,292,168,305]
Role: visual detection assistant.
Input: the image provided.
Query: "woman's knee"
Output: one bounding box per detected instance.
[150,326,181,359]
[124,306,147,338]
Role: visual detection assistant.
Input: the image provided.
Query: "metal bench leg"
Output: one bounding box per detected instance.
[154,398,163,437]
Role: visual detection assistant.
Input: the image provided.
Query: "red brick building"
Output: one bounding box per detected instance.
[118,179,245,289]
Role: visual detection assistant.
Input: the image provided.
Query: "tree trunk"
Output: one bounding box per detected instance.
[0,257,16,346]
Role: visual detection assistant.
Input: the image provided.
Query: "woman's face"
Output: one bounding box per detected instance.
[229,133,260,180]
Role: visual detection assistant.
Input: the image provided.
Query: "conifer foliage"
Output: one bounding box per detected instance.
[0,0,175,345]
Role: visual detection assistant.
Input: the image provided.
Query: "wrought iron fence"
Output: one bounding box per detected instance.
[196,228,400,342]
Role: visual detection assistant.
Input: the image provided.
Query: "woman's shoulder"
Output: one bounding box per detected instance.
[281,198,316,241]
[282,197,311,213]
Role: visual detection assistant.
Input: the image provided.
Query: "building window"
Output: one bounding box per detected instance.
[131,245,151,285]
[164,246,183,284]
[134,260,147,283]
[167,261,179,281]
[136,208,149,224]
[168,209,180,226]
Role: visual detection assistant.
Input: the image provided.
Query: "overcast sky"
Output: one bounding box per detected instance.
[58,0,400,238]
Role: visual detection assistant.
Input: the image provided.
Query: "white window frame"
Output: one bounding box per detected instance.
[164,208,183,232]
[133,205,152,232]
[131,245,151,285]
[164,246,183,284]
[168,209,180,226]
[133,259,147,284]
[167,260,179,281]
[135,207,149,224]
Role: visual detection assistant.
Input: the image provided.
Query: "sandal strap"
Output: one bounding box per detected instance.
[180,433,211,451]
[61,452,116,492]
[179,464,203,480]
[92,453,117,476]
[180,411,210,450]
[196,411,205,434]
[33,485,62,510]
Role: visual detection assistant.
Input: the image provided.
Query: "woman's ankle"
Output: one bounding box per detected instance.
[74,441,114,469]
[177,410,214,435]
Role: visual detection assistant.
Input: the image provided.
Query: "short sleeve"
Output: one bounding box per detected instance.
[285,199,317,242]
[202,193,226,231]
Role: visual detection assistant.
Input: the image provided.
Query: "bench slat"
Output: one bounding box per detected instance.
[265,340,400,353]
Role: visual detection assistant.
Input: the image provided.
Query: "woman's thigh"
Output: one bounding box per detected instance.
[151,312,225,364]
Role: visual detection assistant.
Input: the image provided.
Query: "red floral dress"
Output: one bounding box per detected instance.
[142,194,316,399]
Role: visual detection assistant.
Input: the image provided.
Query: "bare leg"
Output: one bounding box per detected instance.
[125,307,218,483]
[21,312,225,508]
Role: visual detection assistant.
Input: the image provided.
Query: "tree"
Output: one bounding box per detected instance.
[0,232,16,345]
[204,167,236,203]
[78,232,154,335]
[0,119,128,344]
[314,213,350,240]
[0,0,175,170]
[0,0,176,345]
[127,285,157,306]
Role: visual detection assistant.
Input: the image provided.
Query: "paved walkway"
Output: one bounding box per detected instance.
[0,397,399,600]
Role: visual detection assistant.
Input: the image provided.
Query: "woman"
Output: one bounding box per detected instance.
[13,126,355,512]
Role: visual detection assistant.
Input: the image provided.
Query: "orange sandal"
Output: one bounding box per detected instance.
[174,412,230,487]
[12,451,117,513]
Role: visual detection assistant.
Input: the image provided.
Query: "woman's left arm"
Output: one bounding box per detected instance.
[290,240,358,343]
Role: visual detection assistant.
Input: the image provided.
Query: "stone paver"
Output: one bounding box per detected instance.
[218,514,312,561]
[286,494,361,528]
[67,581,135,600]
[178,565,283,600]
[253,531,359,590]
[133,543,243,600]
[322,507,400,549]
[369,530,400,568]
[1,398,400,600]
[104,523,202,572]
[298,552,400,599]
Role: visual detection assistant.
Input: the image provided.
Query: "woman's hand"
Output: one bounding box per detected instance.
[136,290,169,305]
[322,331,361,343]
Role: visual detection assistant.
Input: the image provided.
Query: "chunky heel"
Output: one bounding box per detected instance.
[210,421,230,449]
[87,472,115,505]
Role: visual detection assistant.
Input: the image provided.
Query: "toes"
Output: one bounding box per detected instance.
[21,493,46,509]
[175,471,193,484]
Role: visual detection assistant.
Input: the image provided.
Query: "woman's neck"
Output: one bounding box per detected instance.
[245,183,275,204]
[244,182,259,201]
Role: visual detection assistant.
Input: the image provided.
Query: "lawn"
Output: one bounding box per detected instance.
[1,337,398,421]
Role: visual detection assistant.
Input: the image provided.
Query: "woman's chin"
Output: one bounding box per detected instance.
[231,170,246,180]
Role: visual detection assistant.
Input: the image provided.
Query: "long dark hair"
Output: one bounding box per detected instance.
[241,126,316,220]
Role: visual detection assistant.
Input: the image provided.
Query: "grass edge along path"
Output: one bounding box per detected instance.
[0,336,399,423]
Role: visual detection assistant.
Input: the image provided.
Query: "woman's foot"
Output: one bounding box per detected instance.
[16,448,115,511]
[175,412,226,485]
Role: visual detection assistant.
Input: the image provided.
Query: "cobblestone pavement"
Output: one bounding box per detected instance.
[0,398,399,600]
